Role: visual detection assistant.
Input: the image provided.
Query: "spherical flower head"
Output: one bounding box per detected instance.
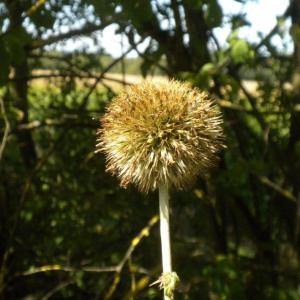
[96,79,224,193]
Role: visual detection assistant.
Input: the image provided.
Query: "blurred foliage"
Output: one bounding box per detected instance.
[1,0,300,299]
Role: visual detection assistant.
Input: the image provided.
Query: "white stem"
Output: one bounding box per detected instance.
[159,184,172,274]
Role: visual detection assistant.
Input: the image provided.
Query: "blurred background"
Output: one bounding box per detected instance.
[1,0,300,299]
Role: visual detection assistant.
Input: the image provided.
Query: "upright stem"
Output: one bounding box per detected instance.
[159,184,172,273]
[159,184,172,300]
[156,184,179,299]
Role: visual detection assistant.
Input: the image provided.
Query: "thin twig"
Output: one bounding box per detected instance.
[254,3,291,52]
[11,215,159,299]
[11,73,135,85]
[0,97,10,162]
[2,131,67,287]
[104,214,159,300]
[230,74,267,129]
[258,175,297,202]
[79,44,139,109]
[20,264,118,276]
[14,117,97,132]
[28,22,111,50]
[40,279,75,300]
[126,33,170,76]
[26,0,47,16]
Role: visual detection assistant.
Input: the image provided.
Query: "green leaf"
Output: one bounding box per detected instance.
[230,39,252,64]
[200,62,216,75]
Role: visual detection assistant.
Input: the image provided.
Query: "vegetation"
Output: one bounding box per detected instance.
[29,51,161,75]
[1,0,300,299]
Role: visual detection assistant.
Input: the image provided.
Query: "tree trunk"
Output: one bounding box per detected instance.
[288,0,300,244]
[6,1,37,169]
[182,1,211,70]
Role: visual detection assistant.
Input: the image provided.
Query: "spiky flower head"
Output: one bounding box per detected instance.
[96,79,224,193]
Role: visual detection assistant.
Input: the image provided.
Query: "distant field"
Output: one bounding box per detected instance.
[30,70,166,91]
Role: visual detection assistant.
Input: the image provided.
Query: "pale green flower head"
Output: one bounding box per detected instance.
[96,79,224,192]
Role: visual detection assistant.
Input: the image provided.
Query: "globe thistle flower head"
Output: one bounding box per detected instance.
[96,79,224,193]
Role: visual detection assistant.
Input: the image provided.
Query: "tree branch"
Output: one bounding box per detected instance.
[258,175,297,202]
[28,22,111,50]
[14,117,97,132]
[0,97,10,162]
[41,279,75,300]
[26,0,47,16]
[254,3,292,51]
[12,215,159,299]
[2,131,67,284]
[79,45,137,109]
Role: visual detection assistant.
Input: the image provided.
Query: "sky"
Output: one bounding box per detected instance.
[60,0,291,57]
[216,0,291,46]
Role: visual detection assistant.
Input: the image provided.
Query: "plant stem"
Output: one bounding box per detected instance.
[159,183,172,299]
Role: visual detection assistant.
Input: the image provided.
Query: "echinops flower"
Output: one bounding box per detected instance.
[96,79,224,193]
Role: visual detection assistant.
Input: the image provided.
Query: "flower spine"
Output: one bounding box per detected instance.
[96,79,224,193]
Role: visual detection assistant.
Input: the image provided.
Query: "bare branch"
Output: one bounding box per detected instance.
[20,264,118,276]
[14,215,159,299]
[41,279,75,300]
[26,0,47,16]
[14,117,97,132]
[104,214,159,300]
[2,131,67,279]
[258,175,297,202]
[11,72,136,86]
[254,3,292,51]
[127,35,170,76]
[0,97,10,162]
[28,22,111,50]
[80,45,138,109]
